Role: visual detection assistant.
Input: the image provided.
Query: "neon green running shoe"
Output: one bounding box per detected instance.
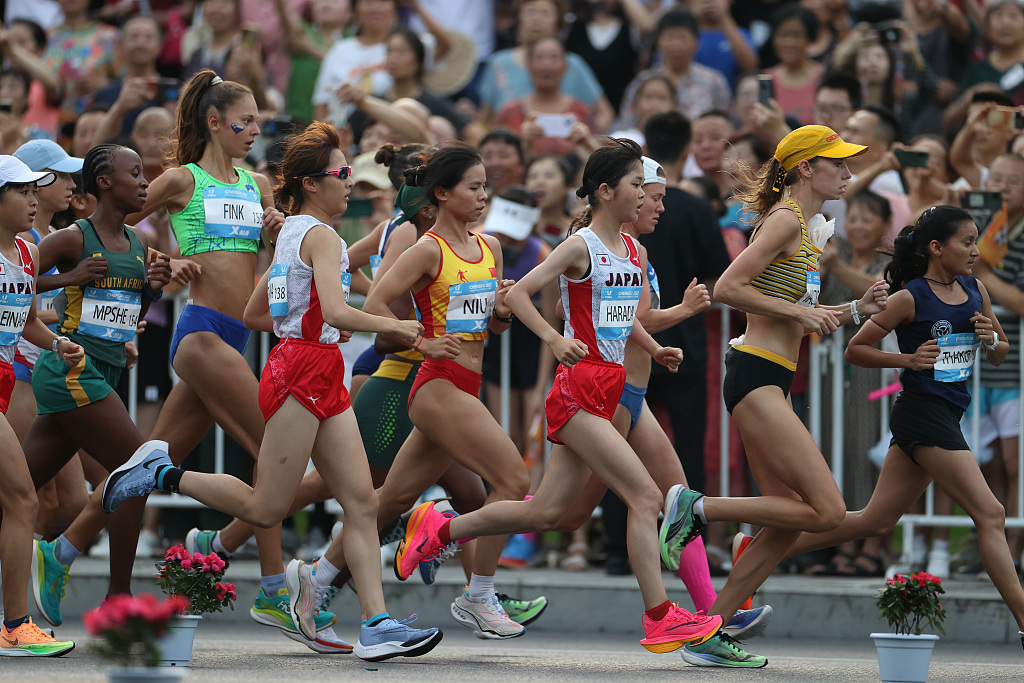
[496,593,547,626]
[659,484,706,572]
[679,633,768,668]
[249,588,336,635]
[31,540,70,628]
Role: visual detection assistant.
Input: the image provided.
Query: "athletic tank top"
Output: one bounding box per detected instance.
[0,237,35,365]
[169,164,263,257]
[413,231,498,341]
[268,215,350,344]
[647,260,661,311]
[749,200,822,306]
[16,226,58,367]
[897,276,984,411]
[560,228,643,364]
[370,212,402,280]
[55,219,147,367]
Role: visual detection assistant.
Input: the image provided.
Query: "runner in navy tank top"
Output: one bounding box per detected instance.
[776,206,1024,650]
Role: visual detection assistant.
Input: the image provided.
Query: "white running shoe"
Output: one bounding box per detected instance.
[926,547,950,580]
[450,590,525,640]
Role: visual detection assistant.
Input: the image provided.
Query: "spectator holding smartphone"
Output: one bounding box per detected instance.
[950,91,1021,189]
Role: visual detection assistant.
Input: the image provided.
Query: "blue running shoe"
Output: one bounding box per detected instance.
[680,633,767,668]
[419,510,459,585]
[101,441,171,513]
[353,614,443,662]
[659,484,705,571]
[722,605,773,641]
[31,540,70,628]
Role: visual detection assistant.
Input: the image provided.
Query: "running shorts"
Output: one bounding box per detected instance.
[722,345,796,414]
[170,303,251,366]
[352,345,386,378]
[13,356,32,382]
[618,381,647,431]
[546,357,626,444]
[354,360,419,470]
[258,338,351,422]
[889,392,969,463]
[33,352,120,415]
[0,361,14,414]
[408,357,482,406]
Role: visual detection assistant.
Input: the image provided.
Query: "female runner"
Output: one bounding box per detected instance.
[388,139,724,655]
[102,122,444,662]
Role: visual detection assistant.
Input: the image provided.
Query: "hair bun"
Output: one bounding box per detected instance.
[375,143,397,167]
[404,164,427,187]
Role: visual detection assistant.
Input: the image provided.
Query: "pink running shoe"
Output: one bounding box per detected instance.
[394,502,447,581]
[640,603,722,653]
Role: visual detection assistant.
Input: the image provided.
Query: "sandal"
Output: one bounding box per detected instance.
[835,553,884,577]
[560,543,589,571]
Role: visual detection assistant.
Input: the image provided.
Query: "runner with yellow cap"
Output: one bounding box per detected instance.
[651,125,891,666]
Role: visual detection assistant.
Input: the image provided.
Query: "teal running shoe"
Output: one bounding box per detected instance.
[185,528,229,559]
[249,587,336,635]
[496,593,547,626]
[659,484,706,571]
[31,540,70,628]
[679,633,768,668]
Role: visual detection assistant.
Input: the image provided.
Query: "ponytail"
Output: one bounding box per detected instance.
[169,70,253,167]
[883,205,972,291]
[732,157,805,222]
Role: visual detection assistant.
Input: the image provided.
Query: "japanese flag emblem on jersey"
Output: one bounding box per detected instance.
[598,254,610,265]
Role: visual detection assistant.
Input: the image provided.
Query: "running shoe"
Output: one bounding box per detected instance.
[732,532,754,611]
[659,485,706,571]
[0,619,74,657]
[249,587,336,635]
[286,559,327,640]
[722,605,772,641]
[450,590,525,639]
[679,633,768,667]
[496,593,548,626]
[353,614,443,662]
[419,510,460,585]
[31,540,70,628]
[1018,630,1023,651]
[394,502,447,580]
[101,441,171,514]
[380,517,406,547]
[318,583,340,613]
[186,528,230,559]
[498,533,537,569]
[281,625,353,654]
[640,603,721,653]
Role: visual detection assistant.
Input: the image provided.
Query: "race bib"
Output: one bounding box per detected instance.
[934,333,977,382]
[647,262,661,311]
[37,289,58,313]
[268,263,289,318]
[342,271,351,304]
[446,279,496,334]
[796,269,821,308]
[203,186,263,241]
[78,288,141,342]
[369,254,382,280]
[0,291,32,346]
[598,286,641,341]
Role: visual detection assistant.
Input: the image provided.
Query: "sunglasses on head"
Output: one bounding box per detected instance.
[294,165,352,180]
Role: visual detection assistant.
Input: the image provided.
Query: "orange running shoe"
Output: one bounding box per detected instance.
[640,603,722,653]
[394,502,447,581]
[0,618,74,657]
[732,532,754,611]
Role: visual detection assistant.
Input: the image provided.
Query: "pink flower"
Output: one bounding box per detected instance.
[165,545,189,562]
[214,582,237,601]
[167,594,190,615]
[180,558,192,570]
[204,554,226,573]
[83,606,113,636]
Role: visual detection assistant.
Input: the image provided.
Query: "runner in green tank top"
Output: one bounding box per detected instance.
[20,144,172,625]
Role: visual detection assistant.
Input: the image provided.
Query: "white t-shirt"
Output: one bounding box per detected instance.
[410,0,495,61]
[312,37,393,125]
[823,169,905,239]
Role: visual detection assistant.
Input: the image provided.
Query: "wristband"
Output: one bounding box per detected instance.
[52,335,70,361]
[985,331,1000,351]
[413,336,424,351]
[493,310,514,324]
[850,300,862,325]
[143,284,163,301]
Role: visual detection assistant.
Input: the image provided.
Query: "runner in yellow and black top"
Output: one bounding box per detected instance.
[22,144,172,629]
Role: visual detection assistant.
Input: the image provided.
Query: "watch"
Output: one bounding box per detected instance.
[984,331,1000,351]
[52,335,70,361]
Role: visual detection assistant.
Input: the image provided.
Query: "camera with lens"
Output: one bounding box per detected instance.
[872,20,901,46]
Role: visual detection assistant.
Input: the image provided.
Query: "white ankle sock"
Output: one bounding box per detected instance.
[467,573,494,601]
[313,557,340,588]
[930,539,949,554]
[693,497,707,524]
[212,531,230,557]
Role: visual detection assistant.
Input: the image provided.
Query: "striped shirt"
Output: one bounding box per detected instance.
[749,200,822,306]
[980,223,1024,388]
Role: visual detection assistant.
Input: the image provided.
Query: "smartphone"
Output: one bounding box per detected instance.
[756,75,774,106]
[987,106,1024,131]
[962,190,1003,211]
[893,149,930,168]
[345,197,374,218]
[534,113,576,138]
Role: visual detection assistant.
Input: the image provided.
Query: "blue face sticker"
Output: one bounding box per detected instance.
[231,123,245,133]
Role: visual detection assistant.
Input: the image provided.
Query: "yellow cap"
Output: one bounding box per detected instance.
[774,125,867,171]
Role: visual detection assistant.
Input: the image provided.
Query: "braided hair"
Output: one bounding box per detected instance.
[83,144,130,199]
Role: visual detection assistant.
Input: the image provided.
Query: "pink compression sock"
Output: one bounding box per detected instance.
[675,535,718,614]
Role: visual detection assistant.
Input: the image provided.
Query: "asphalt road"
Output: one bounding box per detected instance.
[2,622,1022,682]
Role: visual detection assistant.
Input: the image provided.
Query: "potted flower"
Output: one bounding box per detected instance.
[154,545,237,666]
[83,593,189,682]
[870,572,946,683]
